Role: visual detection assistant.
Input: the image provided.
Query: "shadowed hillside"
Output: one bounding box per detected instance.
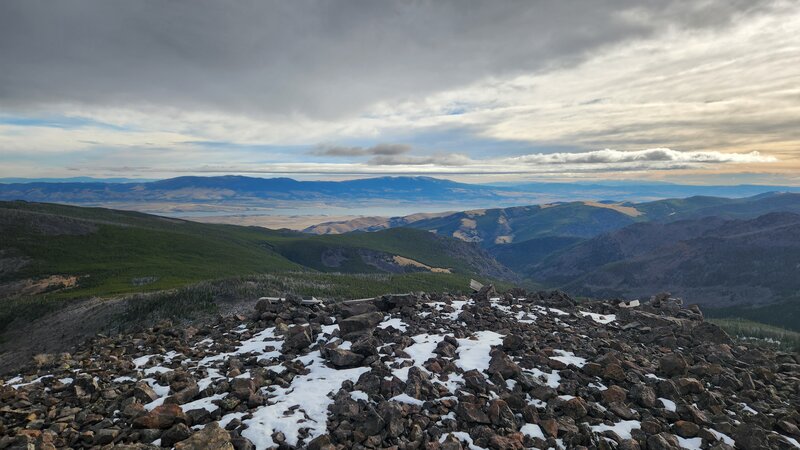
[529,212,800,329]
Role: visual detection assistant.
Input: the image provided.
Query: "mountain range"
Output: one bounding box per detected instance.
[0,176,507,205]
[309,192,800,329]
[3,176,800,215]
[2,179,800,333]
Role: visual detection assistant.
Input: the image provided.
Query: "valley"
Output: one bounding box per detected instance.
[3,187,800,345]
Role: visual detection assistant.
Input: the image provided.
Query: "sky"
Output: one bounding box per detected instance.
[1,0,799,184]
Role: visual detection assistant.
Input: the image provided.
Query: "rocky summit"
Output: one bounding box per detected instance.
[1,289,799,450]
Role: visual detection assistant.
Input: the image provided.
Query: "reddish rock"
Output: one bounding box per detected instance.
[132,404,189,430]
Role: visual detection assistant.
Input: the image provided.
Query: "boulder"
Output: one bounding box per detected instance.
[487,399,516,428]
[165,384,199,405]
[283,325,313,352]
[377,401,404,438]
[379,293,420,310]
[647,432,681,450]
[474,284,497,302]
[733,423,768,450]
[601,385,627,404]
[161,423,192,447]
[338,312,384,337]
[132,404,189,430]
[487,351,522,379]
[324,348,364,368]
[174,422,234,450]
[602,363,626,381]
[673,420,699,438]
[458,402,490,424]
[659,353,688,377]
[133,382,158,403]
[629,384,656,408]
[691,322,733,345]
[560,397,588,419]
[502,334,526,351]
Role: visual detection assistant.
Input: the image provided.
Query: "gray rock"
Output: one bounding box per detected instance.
[324,348,364,368]
[338,312,384,337]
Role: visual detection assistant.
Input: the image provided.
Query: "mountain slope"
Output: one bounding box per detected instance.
[309,192,800,241]
[490,235,585,273]
[636,192,800,221]
[309,202,643,244]
[0,201,512,300]
[529,212,800,328]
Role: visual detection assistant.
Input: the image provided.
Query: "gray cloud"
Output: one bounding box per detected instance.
[367,153,473,166]
[0,0,773,120]
[314,143,412,157]
[511,148,777,165]
[361,148,776,168]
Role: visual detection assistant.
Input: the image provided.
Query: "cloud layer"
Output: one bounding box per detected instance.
[0,1,770,118]
[0,0,797,182]
[70,147,775,179]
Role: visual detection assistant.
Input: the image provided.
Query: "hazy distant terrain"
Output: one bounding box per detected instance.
[190,214,365,230]
[3,176,800,222]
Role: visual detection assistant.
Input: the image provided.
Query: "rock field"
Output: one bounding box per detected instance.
[1,288,799,449]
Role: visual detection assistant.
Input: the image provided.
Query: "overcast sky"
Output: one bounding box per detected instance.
[1,0,798,184]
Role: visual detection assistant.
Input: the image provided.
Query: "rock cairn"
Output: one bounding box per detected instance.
[1,289,798,449]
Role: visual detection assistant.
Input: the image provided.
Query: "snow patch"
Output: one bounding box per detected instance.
[740,402,757,414]
[550,349,587,368]
[390,393,425,406]
[349,390,369,402]
[658,397,677,412]
[180,393,226,413]
[455,331,504,372]
[781,435,800,449]
[392,333,444,382]
[242,349,370,449]
[525,367,561,389]
[378,317,408,332]
[709,429,735,446]
[591,420,641,440]
[520,423,545,439]
[579,311,616,324]
[676,436,703,449]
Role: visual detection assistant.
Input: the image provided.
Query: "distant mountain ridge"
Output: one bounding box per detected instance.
[307,192,800,245]
[2,175,799,209]
[0,176,506,204]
